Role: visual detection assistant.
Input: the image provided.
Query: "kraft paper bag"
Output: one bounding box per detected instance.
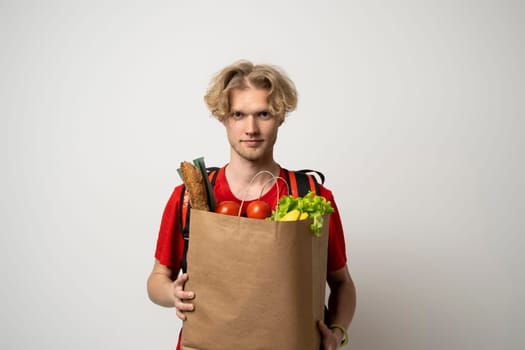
[181,209,329,350]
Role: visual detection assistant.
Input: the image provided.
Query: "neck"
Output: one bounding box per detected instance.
[225,155,281,201]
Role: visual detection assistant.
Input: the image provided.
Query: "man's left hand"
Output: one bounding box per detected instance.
[318,320,344,350]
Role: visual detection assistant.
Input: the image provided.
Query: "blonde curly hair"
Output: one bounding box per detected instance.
[204,60,298,122]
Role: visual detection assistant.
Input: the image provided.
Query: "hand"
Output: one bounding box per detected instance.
[172,273,195,320]
[318,320,344,350]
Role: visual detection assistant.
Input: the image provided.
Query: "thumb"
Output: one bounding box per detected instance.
[317,320,331,337]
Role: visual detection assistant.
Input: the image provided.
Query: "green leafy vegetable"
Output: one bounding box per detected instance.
[269,191,335,237]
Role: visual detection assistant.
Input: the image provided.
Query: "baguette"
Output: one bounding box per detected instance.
[180,161,210,211]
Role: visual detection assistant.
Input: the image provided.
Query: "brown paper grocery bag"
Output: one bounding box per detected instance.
[181,209,329,350]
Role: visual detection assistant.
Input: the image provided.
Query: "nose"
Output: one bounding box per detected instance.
[245,115,259,136]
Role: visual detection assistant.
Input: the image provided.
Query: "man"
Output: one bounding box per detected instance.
[147,60,356,349]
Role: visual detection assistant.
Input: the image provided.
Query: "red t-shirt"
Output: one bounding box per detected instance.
[153,166,348,349]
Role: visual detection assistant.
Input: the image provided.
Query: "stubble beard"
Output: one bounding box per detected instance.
[232,142,269,162]
[231,134,278,163]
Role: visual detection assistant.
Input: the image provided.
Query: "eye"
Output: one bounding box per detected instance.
[231,111,243,119]
[258,111,271,119]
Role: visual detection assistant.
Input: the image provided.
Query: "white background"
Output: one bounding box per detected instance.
[1,1,523,349]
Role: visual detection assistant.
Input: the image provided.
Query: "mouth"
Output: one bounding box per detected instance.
[241,139,263,147]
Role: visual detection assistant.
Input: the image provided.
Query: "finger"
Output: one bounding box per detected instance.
[174,273,189,288]
[174,299,194,312]
[317,320,331,337]
[174,297,194,322]
[172,273,194,300]
[174,290,195,300]
[317,321,338,350]
[176,309,187,321]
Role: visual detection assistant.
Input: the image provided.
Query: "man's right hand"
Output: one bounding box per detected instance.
[173,273,195,320]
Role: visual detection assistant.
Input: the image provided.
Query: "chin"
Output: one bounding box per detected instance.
[232,143,273,163]
[241,154,263,162]
[237,150,267,162]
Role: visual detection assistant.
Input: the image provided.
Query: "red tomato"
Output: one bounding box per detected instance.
[215,201,241,216]
[246,200,272,219]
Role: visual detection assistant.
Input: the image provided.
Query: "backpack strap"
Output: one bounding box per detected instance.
[284,169,324,197]
[296,169,325,185]
[179,167,219,273]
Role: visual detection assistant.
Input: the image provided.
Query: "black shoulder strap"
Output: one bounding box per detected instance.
[296,170,322,196]
[208,167,220,185]
[296,169,325,185]
[284,169,324,197]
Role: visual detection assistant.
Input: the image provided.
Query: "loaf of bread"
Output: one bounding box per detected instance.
[180,161,209,211]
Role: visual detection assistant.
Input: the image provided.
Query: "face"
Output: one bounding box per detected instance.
[224,87,282,163]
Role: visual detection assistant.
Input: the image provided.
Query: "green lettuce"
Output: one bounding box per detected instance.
[270,191,335,237]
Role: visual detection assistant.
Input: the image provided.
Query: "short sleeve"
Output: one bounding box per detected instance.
[154,184,185,274]
[319,187,348,272]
